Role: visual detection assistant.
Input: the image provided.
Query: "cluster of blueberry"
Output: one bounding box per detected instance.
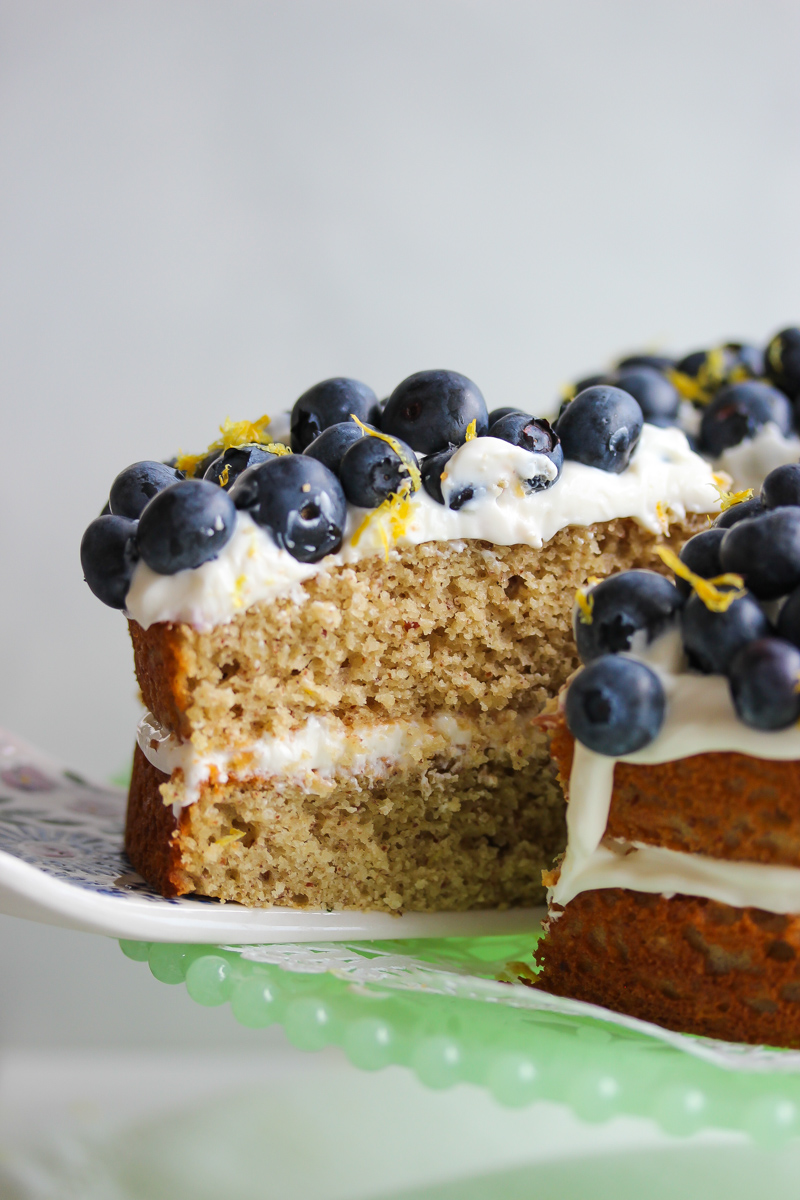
[80,368,650,609]
[563,326,800,458]
[565,460,800,757]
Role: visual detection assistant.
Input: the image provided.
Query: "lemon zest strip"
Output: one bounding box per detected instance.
[350,415,422,493]
[465,419,477,441]
[215,828,246,848]
[715,483,755,512]
[575,587,594,625]
[175,414,277,477]
[654,545,745,612]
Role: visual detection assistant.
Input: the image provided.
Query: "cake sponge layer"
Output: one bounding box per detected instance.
[549,719,800,867]
[534,888,800,1047]
[130,517,705,754]
[126,713,565,911]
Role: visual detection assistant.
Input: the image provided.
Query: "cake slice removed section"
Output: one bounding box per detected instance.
[127,710,563,911]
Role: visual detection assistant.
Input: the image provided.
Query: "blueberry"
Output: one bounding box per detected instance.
[777,584,800,647]
[487,414,563,490]
[564,655,666,756]
[420,445,457,505]
[108,461,184,520]
[720,507,800,600]
[616,353,675,373]
[204,444,274,490]
[381,370,489,454]
[303,421,366,475]
[368,397,387,427]
[765,327,800,400]
[681,589,772,674]
[80,515,139,608]
[554,386,643,474]
[574,569,683,663]
[290,378,377,453]
[713,496,764,528]
[699,381,793,457]
[728,638,800,730]
[487,406,527,426]
[724,341,764,380]
[339,432,419,508]
[559,374,611,415]
[137,480,237,575]
[761,463,800,509]
[614,367,680,424]
[674,528,727,598]
[230,454,346,562]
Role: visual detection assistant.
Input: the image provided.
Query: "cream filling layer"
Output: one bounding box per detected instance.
[125,424,720,631]
[137,710,492,810]
[550,634,800,914]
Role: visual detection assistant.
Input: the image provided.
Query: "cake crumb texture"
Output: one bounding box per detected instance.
[534,888,800,1047]
[126,717,566,911]
[130,517,706,753]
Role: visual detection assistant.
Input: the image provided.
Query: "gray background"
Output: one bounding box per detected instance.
[1,0,799,1053]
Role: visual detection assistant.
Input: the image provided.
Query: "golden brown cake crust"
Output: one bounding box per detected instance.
[534,889,800,1047]
[125,746,189,897]
[129,516,706,754]
[549,715,800,866]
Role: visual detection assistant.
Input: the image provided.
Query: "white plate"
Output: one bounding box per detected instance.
[0,728,544,943]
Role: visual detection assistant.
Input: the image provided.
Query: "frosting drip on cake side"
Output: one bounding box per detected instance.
[549,631,800,914]
[125,424,721,631]
[137,709,532,813]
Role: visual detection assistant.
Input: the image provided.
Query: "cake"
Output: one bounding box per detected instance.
[534,468,800,1047]
[81,368,719,912]
[562,327,800,490]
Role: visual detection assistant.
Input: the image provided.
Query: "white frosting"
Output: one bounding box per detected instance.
[137,709,480,810]
[550,632,800,914]
[126,423,720,631]
[715,422,800,492]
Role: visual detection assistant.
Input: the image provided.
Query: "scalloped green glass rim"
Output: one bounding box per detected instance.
[120,934,800,1145]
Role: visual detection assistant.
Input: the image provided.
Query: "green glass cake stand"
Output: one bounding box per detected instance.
[121,932,800,1147]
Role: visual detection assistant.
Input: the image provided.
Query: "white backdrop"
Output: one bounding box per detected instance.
[1,0,799,1051]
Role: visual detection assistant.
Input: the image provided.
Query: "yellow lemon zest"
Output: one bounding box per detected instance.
[465,419,477,441]
[715,484,755,512]
[575,587,594,625]
[174,451,208,476]
[349,482,413,555]
[350,415,422,493]
[654,545,745,612]
[559,382,576,404]
[655,500,670,533]
[215,828,246,848]
[263,441,292,456]
[218,463,230,488]
[175,415,277,478]
[768,335,783,375]
[668,345,728,406]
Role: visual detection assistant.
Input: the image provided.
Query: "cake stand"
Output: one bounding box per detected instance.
[4,724,800,1146]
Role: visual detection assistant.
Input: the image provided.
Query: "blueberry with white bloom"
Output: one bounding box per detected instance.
[230,454,346,563]
[381,370,489,454]
[720,507,800,600]
[699,381,793,457]
[565,655,666,756]
[681,588,771,674]
[728,638,800,730]
[487,413,563,490]
[80,515,140,608]
[109,461,184,520]
[204,444,274,490]
[303,421,366,475]
[339,432,418,508]
[290,378,378,453]
[555,386,643,474]
[137,480,237,574]
[574,570,683,663]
